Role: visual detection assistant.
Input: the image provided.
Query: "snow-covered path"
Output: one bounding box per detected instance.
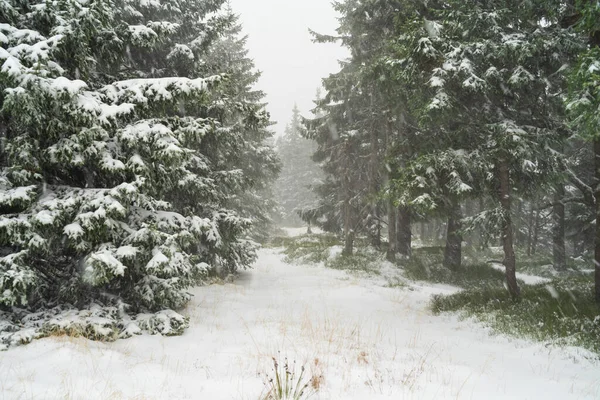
[2,249,599,399]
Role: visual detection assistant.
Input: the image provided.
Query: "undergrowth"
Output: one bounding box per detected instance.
[273,234,383,276]
[432,276,600,355]
[275,233,600,355]
[273,234,342,264]
[404,247,508,289]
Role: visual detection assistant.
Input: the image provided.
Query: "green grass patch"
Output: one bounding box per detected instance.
[404,246,508,289]
[432,276,600,355]
[272,233,342,264]
[273,233,384,276]
[326,249,383,276]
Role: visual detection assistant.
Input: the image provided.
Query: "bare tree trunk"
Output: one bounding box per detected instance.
[594,138,600,302]
[444,200,463,271]
[497,158,520,298]
[553,184,567,271]
[386,198,397,262]
[397,206,411,257]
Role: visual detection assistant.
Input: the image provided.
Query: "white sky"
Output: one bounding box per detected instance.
[229,0,348,137]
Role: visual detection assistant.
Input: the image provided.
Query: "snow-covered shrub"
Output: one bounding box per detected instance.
[135,309,189,336]
[0,304,190,349]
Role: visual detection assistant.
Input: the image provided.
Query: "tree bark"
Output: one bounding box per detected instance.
[397,206,411,258]
[343,228,355,256]
[594,138,600,302]
[342,191,354,256]
[369,126,381,249]
[526,201,535,256]
[477,197,487,250]
[342,200,354,256]
[497,158,520,298]
[515,199,523,248]
[532,207,540,256]
[553,184,567,271]
[444,200,463,271]
[386,198,397,262]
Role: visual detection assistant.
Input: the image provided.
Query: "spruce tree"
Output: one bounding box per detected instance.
[566,0,600,302]
[0,0,266,328]
[275,104,321,228]
[203,8,280,244]
[417,0,581,296]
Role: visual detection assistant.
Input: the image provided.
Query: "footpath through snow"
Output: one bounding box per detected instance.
[1,247,599,399]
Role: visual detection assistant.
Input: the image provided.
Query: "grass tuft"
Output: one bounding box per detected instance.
[259,357,318,400]
[432,276,600,354]
[404,247,507,289]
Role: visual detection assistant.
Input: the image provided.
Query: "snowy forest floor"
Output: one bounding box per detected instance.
[2,231,599,399]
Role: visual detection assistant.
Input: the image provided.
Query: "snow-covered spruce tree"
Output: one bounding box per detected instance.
[373,2,486,271]
[304,63,379,256]
[203,7,280,244]
[310,0,426,259]
[274,104,321,228]
[566,0,600,302]
[0,0,259,342]
[419,0,582,297]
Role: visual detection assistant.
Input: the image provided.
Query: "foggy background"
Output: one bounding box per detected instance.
[229,0,348,137]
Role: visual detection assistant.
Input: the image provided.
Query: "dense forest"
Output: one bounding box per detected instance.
[298,0,600,301]
[1,0,599,398]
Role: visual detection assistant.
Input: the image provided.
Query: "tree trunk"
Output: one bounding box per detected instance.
[553,184,567,271]
[386,198,397,262]
[532,207,540,256]
[497,158,520,298]
[515,199,523,248]
[526,201,535,257]
[594,138,600,302]
[369,126,381,249]
[342,205,354,256]
[307,222,312,235]
[342,192,353,256]
[477,197,487,250]
[343,228,355,256]
[444,200,463,271]
[397,206,411,257]
[369,201,382,249]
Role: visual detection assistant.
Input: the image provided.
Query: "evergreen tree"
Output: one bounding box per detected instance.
[566,0,600,302]
[274,104,321,227]
[203,7,280,244]
[0,0,269,322]
[399,0,581,297]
